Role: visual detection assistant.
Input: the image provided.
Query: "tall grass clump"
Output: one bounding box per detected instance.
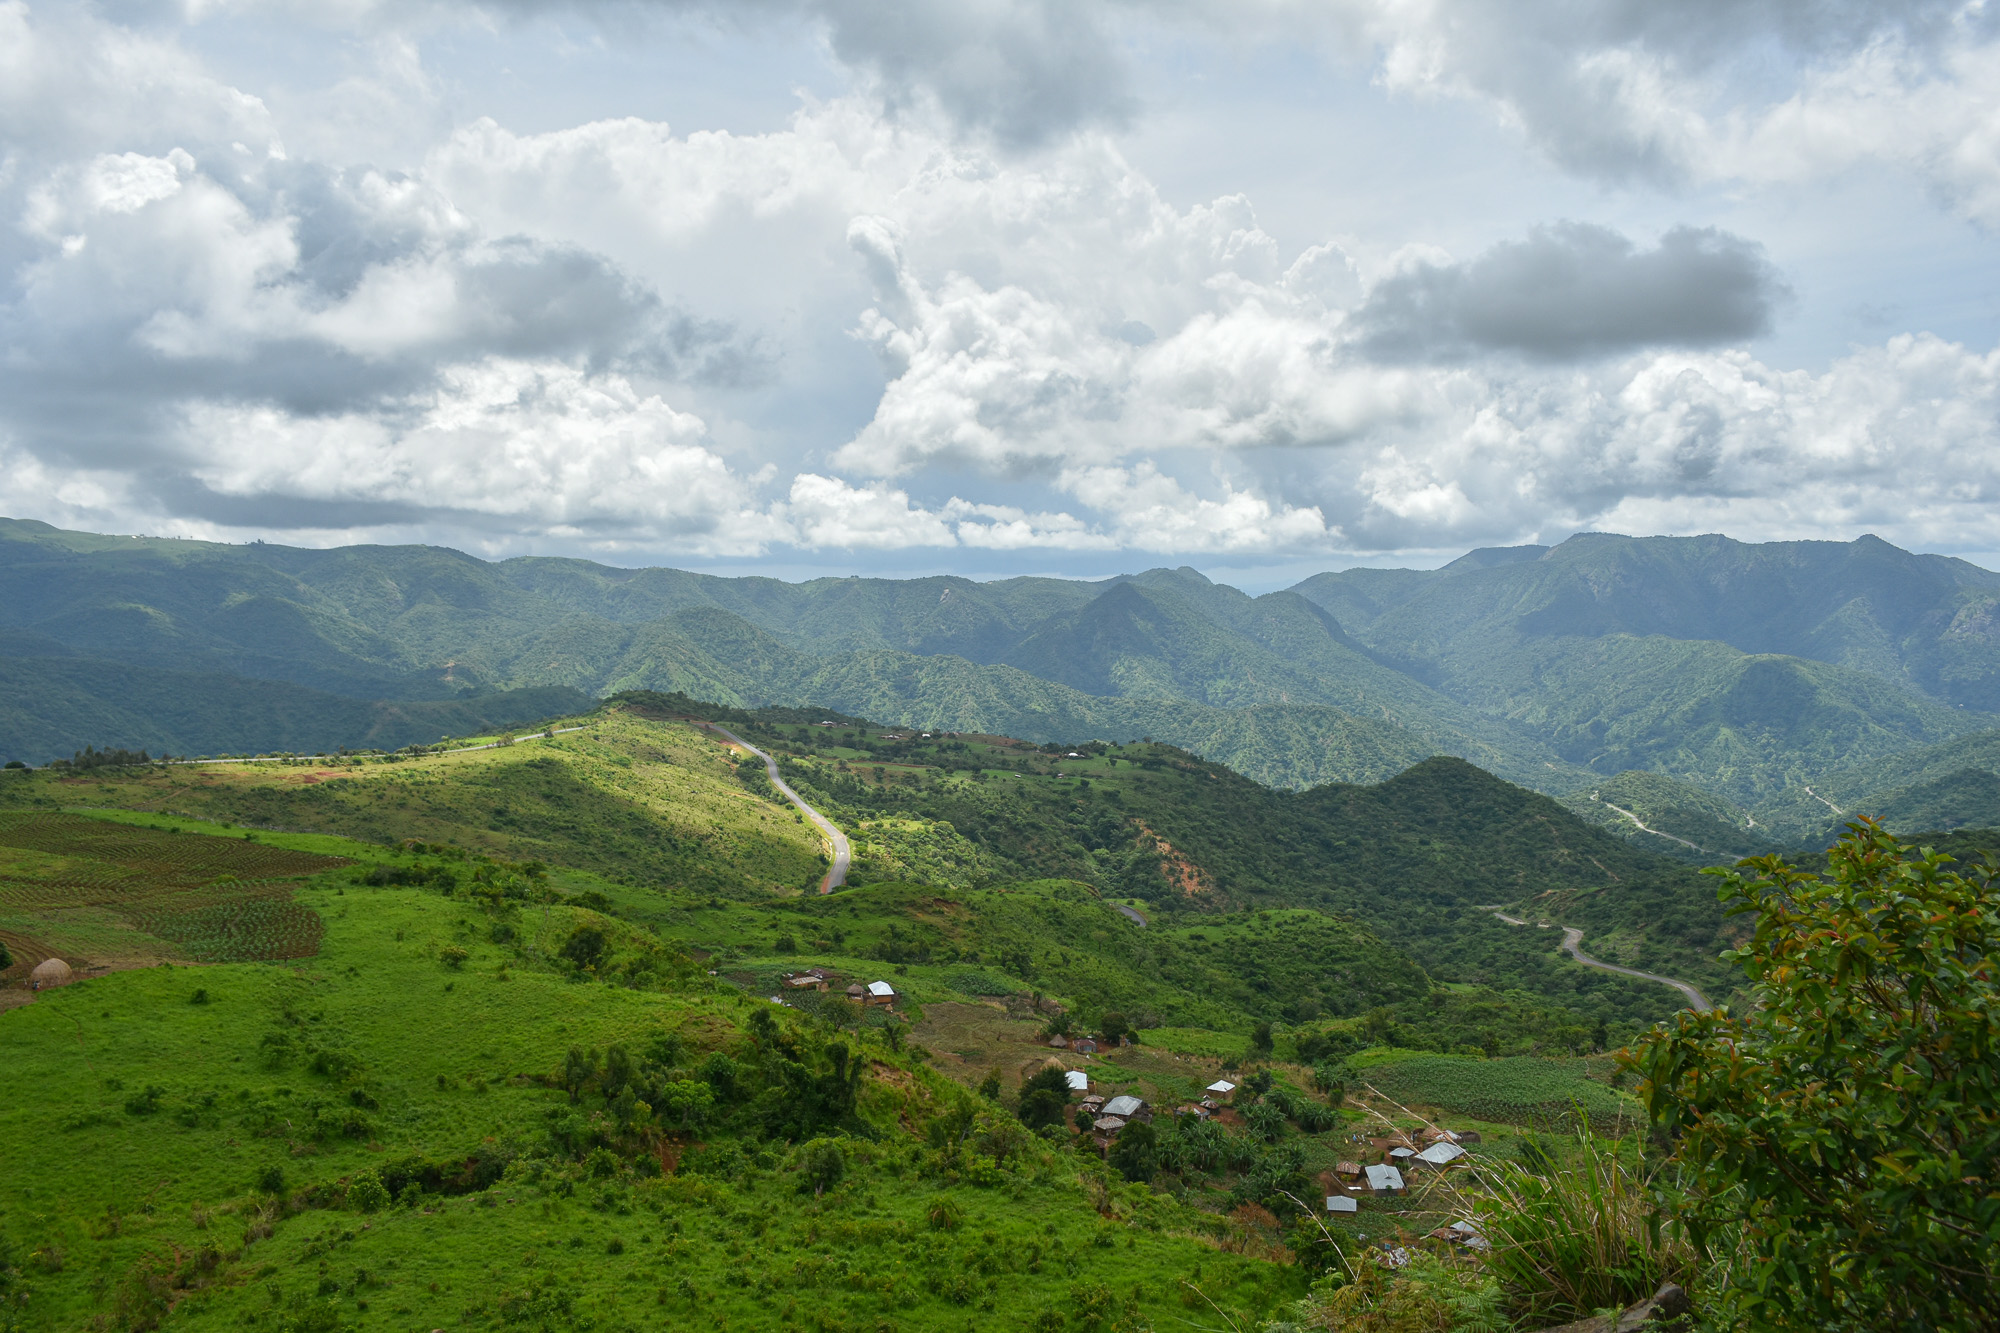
[1463,1124,1696,1325]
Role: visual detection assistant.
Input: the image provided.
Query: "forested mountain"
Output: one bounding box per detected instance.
[9,517,2000,841]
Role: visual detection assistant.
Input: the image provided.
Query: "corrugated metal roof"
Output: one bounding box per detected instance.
[1415,1142,1467,1165]
[1364,1164,1405,1192]
[1325,1196,1358,1213]
[1064,1071,1089,1091]
[866,980,895,997]
[1205,1080,1236,1094]
[1101,1095,1144,1117]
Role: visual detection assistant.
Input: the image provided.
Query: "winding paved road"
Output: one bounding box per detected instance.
[704,724,852,894]
[1487,910,1714,1012]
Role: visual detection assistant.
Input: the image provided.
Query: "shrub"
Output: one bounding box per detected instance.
[438,945,469,970]
[256,1165,286,1196]
[1634,822,2000,1328]
[347,1170,389,1214]
[560,926,609,972]
[1108,1121,1159,1183]
[925,1195,963,1231]
[796,1138,846,1197]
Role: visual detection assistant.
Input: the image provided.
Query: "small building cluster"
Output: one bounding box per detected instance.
[1321,1125,1477,1211]
[770,969,898,1010]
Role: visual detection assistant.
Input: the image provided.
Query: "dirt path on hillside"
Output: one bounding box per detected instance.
[702,724,852,893]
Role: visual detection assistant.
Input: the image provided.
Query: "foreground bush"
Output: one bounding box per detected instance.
[1635,821,1999,1330]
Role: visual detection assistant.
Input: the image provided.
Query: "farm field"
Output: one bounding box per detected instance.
[0,812,348,990]
[1353,1054,1638,1131]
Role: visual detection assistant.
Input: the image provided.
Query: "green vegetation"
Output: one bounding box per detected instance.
[1354,1056,1635,1132]
[1636,822,2000,1328]
[0,832,1300,1332]
[17,519,2000,853]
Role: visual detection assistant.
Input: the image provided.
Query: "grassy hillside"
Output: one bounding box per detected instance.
[0,825,1304,1333]
[0,734,1677,1332]
[0,710,828,900]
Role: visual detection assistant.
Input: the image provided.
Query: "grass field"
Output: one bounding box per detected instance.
[0,827,1305,1333]
[0,711,828,900]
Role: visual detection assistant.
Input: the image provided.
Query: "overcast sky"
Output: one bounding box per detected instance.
[5,0,2000,584]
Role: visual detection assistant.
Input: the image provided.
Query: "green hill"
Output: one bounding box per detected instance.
[13,518,2000,852]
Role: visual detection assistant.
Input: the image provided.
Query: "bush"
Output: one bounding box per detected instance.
[560,926,609,972]
[439,945,469,969]
[1107,1122,1159,1183]
[1635,822,2000,1328]
[1016,1066,1071,1131]
[257,1165,286,1196]
[796,1138,846,1197]
[347,1170,389,1213]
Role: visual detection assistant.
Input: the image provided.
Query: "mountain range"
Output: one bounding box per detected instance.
[8,516,2000,844]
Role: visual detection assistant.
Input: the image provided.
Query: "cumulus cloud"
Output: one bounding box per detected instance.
[180,357,784,547]
[1355,223,1787,362]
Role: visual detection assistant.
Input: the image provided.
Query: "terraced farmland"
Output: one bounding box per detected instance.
[0,813,346,982]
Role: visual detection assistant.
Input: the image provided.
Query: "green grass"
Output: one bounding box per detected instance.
[1356,1055,1638,1131]
[1,852,1302,1333]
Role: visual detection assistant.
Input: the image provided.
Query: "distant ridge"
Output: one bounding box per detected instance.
[6,518,2000,839]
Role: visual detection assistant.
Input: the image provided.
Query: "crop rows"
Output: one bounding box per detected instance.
[1361,1056,1636,1131]
[0,814,343,964]
[129,895,326,962]
[0,814,348,883]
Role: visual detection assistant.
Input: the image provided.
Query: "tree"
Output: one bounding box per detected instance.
[1250,1021,1274,1055]
[1016,1065,1073,1131]
[977,1068,1003,1102]
[1097,1011,1132,1046]
[1634,822,2000,1330]
[796,1138,846,1197]
[560,925,609,972]
[1107,1122,1158,1183]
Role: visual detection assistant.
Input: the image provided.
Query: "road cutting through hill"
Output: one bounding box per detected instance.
[702,723,852,894]
[1485,909,1714,1012]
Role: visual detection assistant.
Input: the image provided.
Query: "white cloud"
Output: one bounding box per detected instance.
[182,358,785,550]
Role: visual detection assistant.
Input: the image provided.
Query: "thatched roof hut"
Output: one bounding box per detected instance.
[30,957,73,989]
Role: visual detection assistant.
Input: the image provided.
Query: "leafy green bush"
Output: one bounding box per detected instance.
[346,1170,388,1214]
[1635,822,2000,1328]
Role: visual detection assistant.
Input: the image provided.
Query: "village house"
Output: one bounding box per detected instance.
[1414,1141,1468,1168]
[1071,1038,1099,1054]
[1364,1164,1406,1196]
[1100,1094,1147,1122]
[1324,1195,1359,1214]
[863,980,897,1006]
[783,969,831,991]
[1064,1070,1089,1093]
[1205,1079,1236,1097]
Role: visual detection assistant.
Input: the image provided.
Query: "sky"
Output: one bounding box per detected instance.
[4,1,2000,587]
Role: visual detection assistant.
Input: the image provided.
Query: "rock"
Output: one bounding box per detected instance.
[1532,1284,1693,1333]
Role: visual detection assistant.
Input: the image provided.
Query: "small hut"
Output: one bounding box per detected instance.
[30,957,73,990]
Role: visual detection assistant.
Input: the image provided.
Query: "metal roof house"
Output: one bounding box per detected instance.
[1205,1079,1236,1095]
[1415,1141,1468,1167]
[1324,1195,1359,1214]
[1364,1164,1406,1195]
[1064,1070,1089,1092]
[1100,1095,1145,1119]
[864,980,897,1005]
